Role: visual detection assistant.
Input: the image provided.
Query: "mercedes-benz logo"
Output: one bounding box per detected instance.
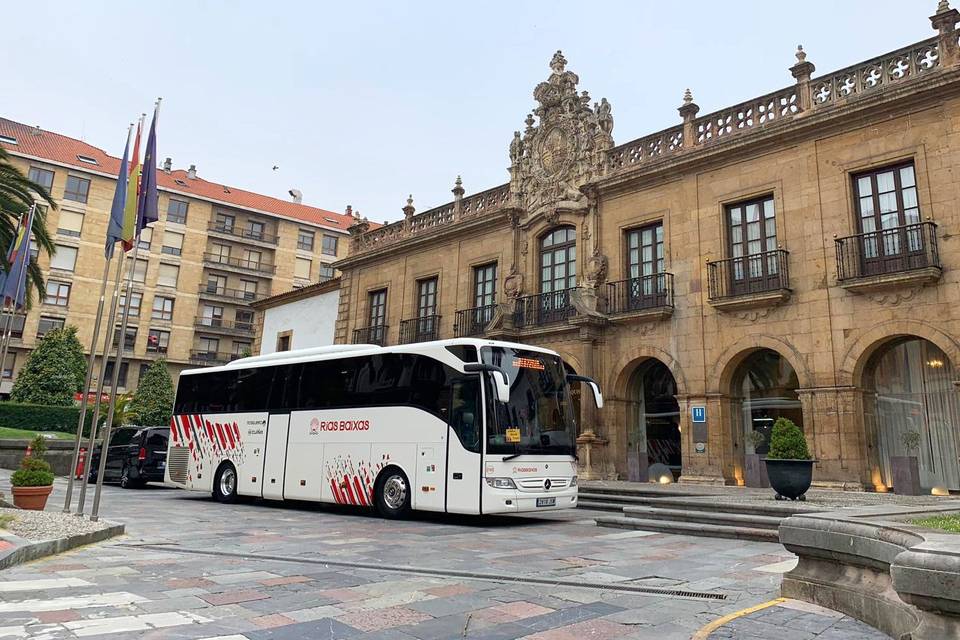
[544,479,552,491]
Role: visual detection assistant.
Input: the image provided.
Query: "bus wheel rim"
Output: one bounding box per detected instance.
[221,468,236,496]
[383,475,406,510]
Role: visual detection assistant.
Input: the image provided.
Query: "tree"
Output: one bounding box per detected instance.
[10,326,86,405]
[106,393,139,429]
[0,146,57,305]
[129,359,174,426]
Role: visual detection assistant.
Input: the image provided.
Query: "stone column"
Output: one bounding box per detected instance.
[402,195,415,234]
[677,89,699,149]
[451,176,464,221]
[574,323,610,480]
[790,46,816,112]
[931,1,960,68]
[678,392,732,486]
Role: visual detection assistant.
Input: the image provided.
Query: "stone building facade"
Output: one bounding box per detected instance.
[334,4,960,492]
[0,117,355,394]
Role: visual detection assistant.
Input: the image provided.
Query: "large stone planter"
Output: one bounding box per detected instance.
[11,485,53,510]
[890,456,922,495]
[763,458,815,500]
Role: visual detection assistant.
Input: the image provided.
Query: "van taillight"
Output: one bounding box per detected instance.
[138,447,146,461]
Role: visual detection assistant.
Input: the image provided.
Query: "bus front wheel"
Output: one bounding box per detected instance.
[375,468,410,519]
[213,463,238,504]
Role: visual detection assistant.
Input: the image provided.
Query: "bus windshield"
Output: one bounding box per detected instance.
[481,346,577,457]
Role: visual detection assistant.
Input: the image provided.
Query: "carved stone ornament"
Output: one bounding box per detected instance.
[504,269,525,299]
[868,286,922,307]
[508,51,615,222]
[585,253,608,287]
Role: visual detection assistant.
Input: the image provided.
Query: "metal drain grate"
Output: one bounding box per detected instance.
[124,544,726,601]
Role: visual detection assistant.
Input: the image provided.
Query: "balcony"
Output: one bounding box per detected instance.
[514,290,576,329]
[188,350,242,366]
[203,253,276,276]
[207,222,279,247]
[194,316,255,337]
[606,273,674,321]
[836,222,941,293]
[399,315,441,344]
[454,304,497,337]
[707,249,791,311]
[353,325,388,346]
[197,285,264,304]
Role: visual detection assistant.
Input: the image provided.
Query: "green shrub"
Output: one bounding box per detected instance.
[10,435,54,486]
[766,417,811,460]
[0,402,99,436]
[10,326,86,405]
[130,360,174,427]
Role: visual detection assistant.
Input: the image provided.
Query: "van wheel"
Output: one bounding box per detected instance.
[375,468,410,519]
[213,463,238,504]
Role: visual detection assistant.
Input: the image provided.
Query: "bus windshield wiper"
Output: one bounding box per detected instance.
[500,453,523,461]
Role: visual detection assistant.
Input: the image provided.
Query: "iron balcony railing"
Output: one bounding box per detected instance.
[454,304,497,337]
[708,249,790,300]
[194,317,255,334]
[514,289,576,328]
[207,222,279,245]
[197,285,263,302]
[607,273,674,315]
[203,253,277,275]
[836,221,940,281]
[188,350,243,365]
[399,315,441,344]
[353,325,388,346]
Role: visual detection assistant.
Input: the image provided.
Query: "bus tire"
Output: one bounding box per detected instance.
[374,467,410,519]
[213,462,238,504]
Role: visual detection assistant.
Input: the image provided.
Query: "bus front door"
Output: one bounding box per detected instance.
[262,414,289,500]
[444,378,483,514]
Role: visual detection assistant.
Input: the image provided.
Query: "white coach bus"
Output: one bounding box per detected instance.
[165,338,602,518]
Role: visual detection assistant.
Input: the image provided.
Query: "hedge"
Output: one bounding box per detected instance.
[0,403,101,437]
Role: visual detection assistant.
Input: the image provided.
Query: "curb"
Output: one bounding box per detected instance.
[0,521,125,570]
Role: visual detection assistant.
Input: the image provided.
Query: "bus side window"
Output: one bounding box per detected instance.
[449,377,481,454]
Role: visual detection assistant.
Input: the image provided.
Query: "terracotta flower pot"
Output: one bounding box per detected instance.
[11,485,53,510]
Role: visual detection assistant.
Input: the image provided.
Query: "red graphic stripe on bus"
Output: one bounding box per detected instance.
[352,476,367,506]
[224,422,236,449]
[169,417,179,444]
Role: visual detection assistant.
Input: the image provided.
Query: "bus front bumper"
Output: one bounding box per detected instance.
[482,485,578,514]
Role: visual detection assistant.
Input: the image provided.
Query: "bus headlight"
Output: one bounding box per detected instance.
[570,476,578,487]
[485,477,517,489]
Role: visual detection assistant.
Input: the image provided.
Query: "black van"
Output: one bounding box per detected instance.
[88,426,169,488]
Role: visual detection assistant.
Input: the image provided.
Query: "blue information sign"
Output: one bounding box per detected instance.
[692,406,706,423]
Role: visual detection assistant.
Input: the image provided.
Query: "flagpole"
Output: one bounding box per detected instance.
[0,204,35,379]
[75,250,124,515]
[0,207,27,368]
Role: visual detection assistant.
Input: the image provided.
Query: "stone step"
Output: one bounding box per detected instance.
[620,505,784,530]
[576,499,629,512]
[577,492,819,518]
[595,515,781,543]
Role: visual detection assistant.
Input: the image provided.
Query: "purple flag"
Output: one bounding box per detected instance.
[105,127,132,258]
[136,103,159,235]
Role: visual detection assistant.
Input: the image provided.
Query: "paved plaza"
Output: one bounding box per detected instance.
[0,474,887,639]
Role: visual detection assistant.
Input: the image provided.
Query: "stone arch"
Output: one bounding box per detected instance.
[608,345,688,401]
[710,333,813,395]
[838,319,960,388]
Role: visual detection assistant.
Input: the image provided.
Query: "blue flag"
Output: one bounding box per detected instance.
[136,102,160,235]
[0,204,35,310]
[105,126,132,258]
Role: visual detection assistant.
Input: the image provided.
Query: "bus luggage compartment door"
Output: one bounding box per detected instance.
[262,414,289,500]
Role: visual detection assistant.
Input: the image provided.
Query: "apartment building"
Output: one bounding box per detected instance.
[0,117,354,394]
[333,4,960,492]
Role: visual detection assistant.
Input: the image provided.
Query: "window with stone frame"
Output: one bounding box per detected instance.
[112,325,138,351]
[167,199,189,224]
[725,195,778,293]
[147,328,170,353]
[28,166,54,192]
[102,361,129,388]
[298,229,315,251]
[161,231,184,256]
[151,296,175,321]
[56,210,84,237]
[852,161,922,265]
[119,291,142,317]
[44,281,71,306]
[63,175,90,203]
[322,234,338,256]
[37,316,65,337]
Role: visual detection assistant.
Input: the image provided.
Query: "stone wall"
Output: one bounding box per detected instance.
[0,439,78,477]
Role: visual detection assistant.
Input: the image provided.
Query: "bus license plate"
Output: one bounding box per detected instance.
[536,497,556,507]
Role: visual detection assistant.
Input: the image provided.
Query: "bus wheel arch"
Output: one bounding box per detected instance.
[213,460,239,504]
[373,465,411,519]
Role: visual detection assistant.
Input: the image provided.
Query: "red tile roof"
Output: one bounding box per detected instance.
[0,117,366,232]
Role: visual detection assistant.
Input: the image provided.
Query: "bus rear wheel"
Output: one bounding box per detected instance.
[213,463,238,504]
[375,468,410,519]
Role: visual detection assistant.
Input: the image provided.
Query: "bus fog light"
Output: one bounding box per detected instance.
[485,477,517,489]
[570,476,578,487]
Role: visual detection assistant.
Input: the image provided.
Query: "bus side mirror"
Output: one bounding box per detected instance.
[567,374,604,409]
[464,363,511,404]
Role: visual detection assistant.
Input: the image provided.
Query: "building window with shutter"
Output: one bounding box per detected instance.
[162,231,184,256]
[50,245,78,272]
[57,210,84,237]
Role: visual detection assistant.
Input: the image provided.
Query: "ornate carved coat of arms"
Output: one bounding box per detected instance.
[508,51,614,222]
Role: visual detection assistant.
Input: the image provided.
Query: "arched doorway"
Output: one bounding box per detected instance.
[731,349,803,487]
[626,359,680,482]
[866,338,960,492]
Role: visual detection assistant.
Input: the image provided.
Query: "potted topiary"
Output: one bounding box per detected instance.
[763,418,815,501]
[891,430,922,496]
[744,430,770,488]
[10,435,56,510]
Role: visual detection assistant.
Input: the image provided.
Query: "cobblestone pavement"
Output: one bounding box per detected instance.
[0,473,887,639]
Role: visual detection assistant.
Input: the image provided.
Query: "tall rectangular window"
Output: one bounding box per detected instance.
[295,257,312,280]
[112,325,137,351]
[298,229,315,251]
[243,249,262,269]
[167,199,188,224]
[2,352,15,379]
[8,314,25,339]
[246,220,265,240]
[147,328,170,353]
[473,263,497,308]
[63,175,90,203]
[103,361,129,388]
[212,243,231,259]
[152,296,175,321]
[28,167,54,192]
[201,304,224,326]
[50,245,78,272]
[625,222,666,304]
[232,341,251,356]
[726,195,778,292]
[37,316,65,337]
[157,263,179,287]
[57,210,84,237]
[44,281,70,306]
[119,291,142,317]
[215,212,235,232]
[138,226,152,250]
[322,235,338,256]
[131,258,148,283]
[236,309,254,329]
[417,277,438,318]
[318,263,335,280]
[240,279,258,300]
[853,162,921,263]
[368,289,387,327]
[161,230,184,256]
[198,336,219,354]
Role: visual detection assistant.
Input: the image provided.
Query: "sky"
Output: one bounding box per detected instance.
[1,1,937,222]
